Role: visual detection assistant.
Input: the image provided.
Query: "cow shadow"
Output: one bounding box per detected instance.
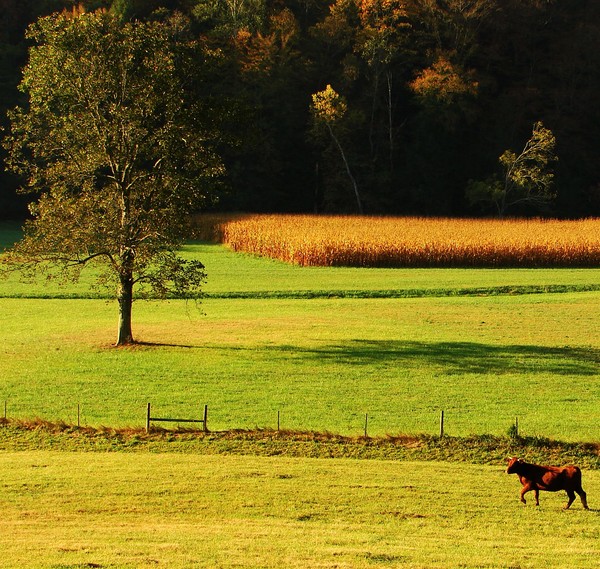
[271,340,600,376]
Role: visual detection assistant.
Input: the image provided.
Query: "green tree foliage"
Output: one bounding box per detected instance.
[355,0,412,172]
[2,0,600,218]
[466,122,557,217]
[2,11,223,345]
[311,0,416,210]
[193,0,268,36]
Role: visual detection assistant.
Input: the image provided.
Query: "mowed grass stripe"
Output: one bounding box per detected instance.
[1,452,598,569]
[3,241,600,299]
[2,422,599,468]
[3,283,600,299]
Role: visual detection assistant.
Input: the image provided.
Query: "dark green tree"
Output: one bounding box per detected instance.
[3,11,223,344]
[192,0,268,37]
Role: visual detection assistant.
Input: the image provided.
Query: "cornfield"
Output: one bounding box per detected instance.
[194,214,600,268]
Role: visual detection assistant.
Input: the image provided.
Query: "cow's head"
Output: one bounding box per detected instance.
[506,457,523,473]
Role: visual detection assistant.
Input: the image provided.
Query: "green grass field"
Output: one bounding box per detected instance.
[1,226,599,440]
[1,451,598,569]
[1,292,599,440]
[2,223,600,568]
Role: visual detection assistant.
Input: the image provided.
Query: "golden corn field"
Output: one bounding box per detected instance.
[194,214,600,268]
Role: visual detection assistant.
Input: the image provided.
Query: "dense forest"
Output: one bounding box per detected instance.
[1,0,600,219]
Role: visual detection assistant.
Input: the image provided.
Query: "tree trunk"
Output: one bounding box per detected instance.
[117,272,134,345]
[327,123,364,215]
[387,71,394,174]
[369,71,379,159]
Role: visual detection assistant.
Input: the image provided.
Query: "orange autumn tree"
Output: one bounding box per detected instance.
[410,55,478,104]
[409,53,479,131]
[234,8,300,74]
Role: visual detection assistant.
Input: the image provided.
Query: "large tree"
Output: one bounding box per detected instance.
[3,10,224,345]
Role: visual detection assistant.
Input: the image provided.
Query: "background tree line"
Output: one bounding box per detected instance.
[2,0,600,219]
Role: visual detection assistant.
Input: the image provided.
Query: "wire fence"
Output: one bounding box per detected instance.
[1,400,523,439]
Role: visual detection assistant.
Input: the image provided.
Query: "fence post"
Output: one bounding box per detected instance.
[146,403,151,433]
[77,403,80,428]
[277,410,280,432]
[515,416,519,438]
[203,404,208,433]
[4,400,6,420]
[439,410,445,438]
[364,413,368,438]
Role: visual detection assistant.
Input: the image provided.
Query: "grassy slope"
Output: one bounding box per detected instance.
[2,226,600,569]
[1,451,598,569]
[1,235,599,439]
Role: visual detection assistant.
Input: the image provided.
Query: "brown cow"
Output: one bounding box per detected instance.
[506,457,589,509]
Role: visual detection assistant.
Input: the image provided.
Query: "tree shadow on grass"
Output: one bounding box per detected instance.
[113,341,196,349]
[273,340,600,376]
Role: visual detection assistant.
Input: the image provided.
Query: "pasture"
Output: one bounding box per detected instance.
[1,219,600,568]
[1,226,600,439]
[1,291,600,439]
[1,451,599,569]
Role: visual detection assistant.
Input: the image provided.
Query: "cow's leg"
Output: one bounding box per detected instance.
[519,486,528,504]
[576,487,589,510]
[534,488,539,506]
[520,484,535,505]
[565,489,576,509]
